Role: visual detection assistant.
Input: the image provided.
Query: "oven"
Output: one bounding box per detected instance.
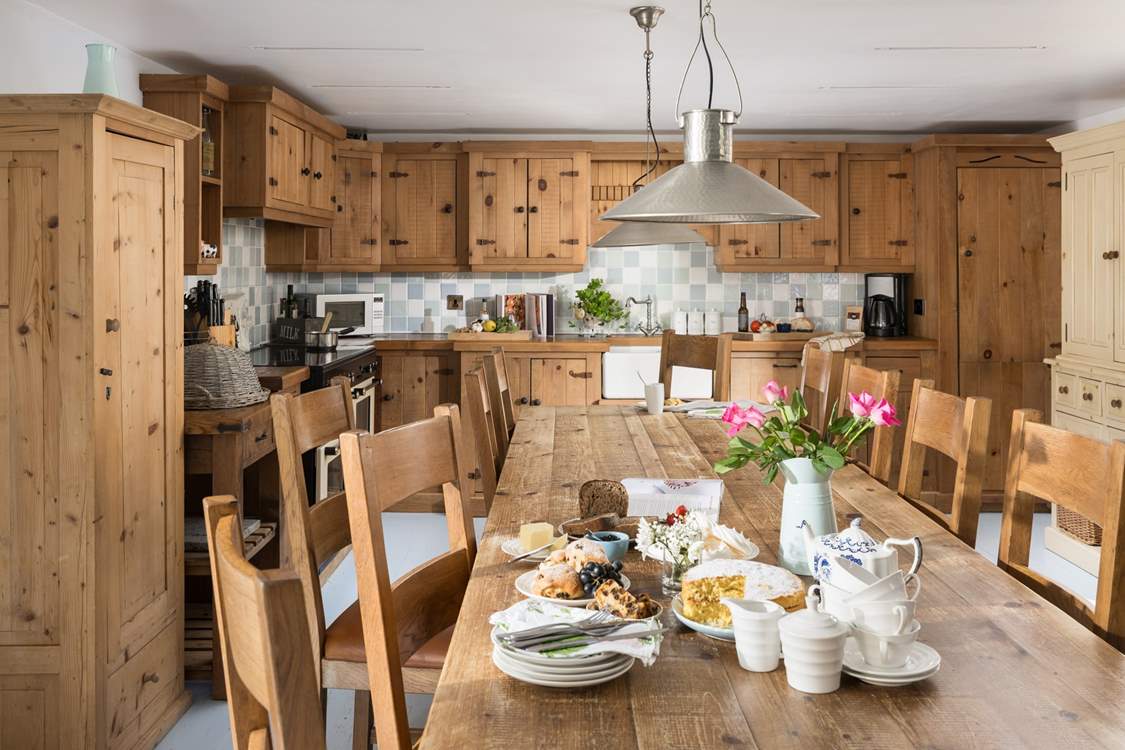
[313,293,385,336]
[314,358,380,501]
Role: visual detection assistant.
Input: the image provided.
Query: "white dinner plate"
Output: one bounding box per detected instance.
[670,595,735,641]
[842,638,941,679]
[492,646,631,680]
[500,537,556,563]
[491,648,635,688]
[489,627,622,667]
[514,570,631,608]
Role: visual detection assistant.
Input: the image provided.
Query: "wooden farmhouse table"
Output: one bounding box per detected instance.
[422,406,1125,749]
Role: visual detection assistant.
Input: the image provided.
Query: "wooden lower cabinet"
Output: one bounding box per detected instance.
[529,357,599,406]
[730,355,803,401]
[378,351,457,431]
[0,97,193,749]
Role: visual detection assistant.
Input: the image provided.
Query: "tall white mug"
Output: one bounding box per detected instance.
[645,382,665,415]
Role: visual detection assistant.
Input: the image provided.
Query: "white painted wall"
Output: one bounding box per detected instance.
[0,0,174,103]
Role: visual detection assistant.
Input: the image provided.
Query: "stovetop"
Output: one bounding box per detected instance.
[251,342,380,388]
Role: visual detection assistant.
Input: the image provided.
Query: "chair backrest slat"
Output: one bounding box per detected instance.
[205,496,325,750]
[998,409,1125,649]
[658,331,733,401]
[897,378,990,547]
[841,360,901,483]
[340,404,476,750]
[800,346,846,433]
[464,367,501,512]
[484,349,516,450]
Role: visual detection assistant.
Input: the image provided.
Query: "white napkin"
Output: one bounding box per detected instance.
[622,478,724,521]
[490,599,663,666]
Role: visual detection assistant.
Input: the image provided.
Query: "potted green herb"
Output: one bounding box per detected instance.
[569,278,628,336]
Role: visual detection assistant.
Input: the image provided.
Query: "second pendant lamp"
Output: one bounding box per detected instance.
[593,6,708,248]
[601,1,817,225]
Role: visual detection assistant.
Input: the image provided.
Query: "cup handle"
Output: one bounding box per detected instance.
[904,573,922,602]
[879,638,890,662]
[893,605,908,635]
[885,536,924,578]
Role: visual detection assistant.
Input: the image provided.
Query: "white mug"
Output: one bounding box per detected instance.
[644,382,665,415]
[722,598,784,673]
[850,598,916,636]
[852,620,921,668]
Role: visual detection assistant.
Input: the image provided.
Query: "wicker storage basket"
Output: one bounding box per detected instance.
[1056,506,1103,546]
[184,342,269,410]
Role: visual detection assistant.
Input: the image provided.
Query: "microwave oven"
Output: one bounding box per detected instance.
[314,293,385,336]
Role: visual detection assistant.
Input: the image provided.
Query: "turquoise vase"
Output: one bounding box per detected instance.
[83,44,119,96]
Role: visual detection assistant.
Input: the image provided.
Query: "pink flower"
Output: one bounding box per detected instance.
[869,398,901,427]
[848,391,878,418]
[721,403,767,436]
[762,380,790,404]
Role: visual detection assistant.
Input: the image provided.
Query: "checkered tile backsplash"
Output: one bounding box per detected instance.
[190,219,865,346]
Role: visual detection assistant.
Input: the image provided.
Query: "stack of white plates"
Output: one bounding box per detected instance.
[841,638,941,687]
[489,628,635,688]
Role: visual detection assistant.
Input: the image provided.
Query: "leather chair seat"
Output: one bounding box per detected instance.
[323,600,453,669]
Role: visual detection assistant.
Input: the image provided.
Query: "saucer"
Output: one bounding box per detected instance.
[842,637,941,681]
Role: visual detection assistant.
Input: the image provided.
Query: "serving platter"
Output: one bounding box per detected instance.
[514,570,631,608]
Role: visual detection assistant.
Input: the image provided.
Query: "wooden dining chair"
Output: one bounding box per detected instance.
[897,378,991,547]
[841,359,902,483]
[999,409,1125,649]
[340,403,477,750]
[464,366,502,513]
[204,495,326,750]
[483,348,516,452]
[658,330,733,401]
[799,345,846,434]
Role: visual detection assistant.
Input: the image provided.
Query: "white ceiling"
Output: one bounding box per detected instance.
[29,0,1125,135]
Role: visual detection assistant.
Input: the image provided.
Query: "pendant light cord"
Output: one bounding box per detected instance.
[632,26,660,189]
[699,0,714,108]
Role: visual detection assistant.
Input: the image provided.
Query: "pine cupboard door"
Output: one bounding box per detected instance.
[780,157,839,264]
[384,158,458,265]
[530,358,590,406]
[1062,152,1115,361]
[307,133,335,212]
[717,159,781,263]
[267,114,307,208]
[95,134,180,670]
[326,152,379,267]
[470,155,527,262]
[1116,155,1125,363]
[527,156,587,263]
[843,159,912,266]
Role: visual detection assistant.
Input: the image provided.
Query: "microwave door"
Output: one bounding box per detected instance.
[322,300,367,332]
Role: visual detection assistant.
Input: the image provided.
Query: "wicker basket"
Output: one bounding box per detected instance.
[184,342,269,410]
[1056,506,1103,546]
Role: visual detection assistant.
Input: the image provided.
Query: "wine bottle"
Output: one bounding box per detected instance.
[737,292,750,333]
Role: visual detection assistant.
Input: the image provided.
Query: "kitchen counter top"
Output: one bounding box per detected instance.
[353,332,937,353]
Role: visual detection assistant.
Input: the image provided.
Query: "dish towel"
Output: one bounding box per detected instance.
[801,331,866,365]
[490,600,663,665]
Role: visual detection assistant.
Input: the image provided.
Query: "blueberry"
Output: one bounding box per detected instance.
[612,560,624,571]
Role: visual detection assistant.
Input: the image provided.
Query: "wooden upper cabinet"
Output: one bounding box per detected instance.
[224,85,346,227]
[715,154,839,270]
[467,144,590,272]
[381,145,467,271]
[840,154,914,268]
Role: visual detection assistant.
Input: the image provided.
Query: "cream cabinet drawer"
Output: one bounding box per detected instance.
[1053,371,1078,409]
[1106,383,1125,422]
[1078,377,1102,416]
[1051,409,1104,441]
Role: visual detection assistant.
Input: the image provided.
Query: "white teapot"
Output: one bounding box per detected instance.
[801,518,922,588]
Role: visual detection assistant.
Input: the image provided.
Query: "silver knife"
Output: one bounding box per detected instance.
[523,626,671,653]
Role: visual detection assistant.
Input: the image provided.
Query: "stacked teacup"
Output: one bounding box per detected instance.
[845,569,921,668]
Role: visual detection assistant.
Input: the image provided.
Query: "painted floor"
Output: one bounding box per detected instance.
[156,512,1098,749]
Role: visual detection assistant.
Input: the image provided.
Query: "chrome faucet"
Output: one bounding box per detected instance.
[626,295,662,337]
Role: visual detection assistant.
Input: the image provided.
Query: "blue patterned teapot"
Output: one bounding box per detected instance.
[801,518,922,588]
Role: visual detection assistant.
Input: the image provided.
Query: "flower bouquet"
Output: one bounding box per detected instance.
[637,505,707,594]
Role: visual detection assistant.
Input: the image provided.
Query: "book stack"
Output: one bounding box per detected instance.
[494,293,555,338]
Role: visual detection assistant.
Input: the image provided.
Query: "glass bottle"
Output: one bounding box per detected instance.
[738,291,750,333]
[201,107,216,177]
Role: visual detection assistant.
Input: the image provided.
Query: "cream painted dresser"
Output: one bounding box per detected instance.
[1045,120,1125,574]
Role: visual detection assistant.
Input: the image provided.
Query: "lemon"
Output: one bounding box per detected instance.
[482,319,497,332]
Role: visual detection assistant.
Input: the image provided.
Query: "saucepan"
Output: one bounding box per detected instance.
[305,326,355,350]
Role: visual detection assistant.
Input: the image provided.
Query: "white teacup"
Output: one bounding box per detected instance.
[644,382,665,415]
[852,619,921,668]
[845,569,921,606]
[827,554,880,593]
[815,580,856,624]
[850,598,916,636]
[722,598,784,673]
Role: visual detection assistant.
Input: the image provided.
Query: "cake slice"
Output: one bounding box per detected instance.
[681,559,804,627]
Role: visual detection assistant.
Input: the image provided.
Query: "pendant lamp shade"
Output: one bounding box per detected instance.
[600,109,819,224]
[591,220,708,248]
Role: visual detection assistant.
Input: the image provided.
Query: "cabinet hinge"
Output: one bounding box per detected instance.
[268,177,278,186]
[476,239,497,246]
[559,170,580,177]
[811,239,833,247]
[888,239,909,247]
[370,170,378,178]
[476,170,496,178]
[1048,180,1062,188]
[269,126,278,135]
[888,172,908,179]
[560,239,580,246]
[388,239,409,246]
[810,171,832,178]
[388,171,409,178]
[331,154,337,161]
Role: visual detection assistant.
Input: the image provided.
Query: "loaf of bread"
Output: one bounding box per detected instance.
[578,480,629,518]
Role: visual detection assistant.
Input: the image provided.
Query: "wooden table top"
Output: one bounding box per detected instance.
[422,406,1125,749]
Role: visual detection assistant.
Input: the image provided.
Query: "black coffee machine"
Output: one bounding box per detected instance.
[863,273,908,337]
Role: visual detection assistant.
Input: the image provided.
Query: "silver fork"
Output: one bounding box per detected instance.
[504,620,630,649]
[498,611,615,645]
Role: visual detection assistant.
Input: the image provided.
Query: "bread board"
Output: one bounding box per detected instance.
[447,330,533,341]
[736,330,830,341]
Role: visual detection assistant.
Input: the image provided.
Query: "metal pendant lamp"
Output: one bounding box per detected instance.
[593,6,708,248]
[601,1,818,225]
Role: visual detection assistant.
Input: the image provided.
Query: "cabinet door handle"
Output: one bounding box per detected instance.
[1106,250,1121,260]
[442,203,454,214]
[530,398,542,406]
[105,319,120,332]
[528,206,539,213]
[383,393,395,401]
[254,431,269,443]
[1111,399,1122,409]
[983,349,992,360]
[301,167,311,176]
[141,672,160,686]
[1058,385,1069,394]
[851,207,861,215]
[468,468,481,480]
[515,206,526,213]
[568,370,592,379]
[518,397,529,405]
[1083,392,1095,401]
[772,362,799,369]
[314,171,323,180]
[728,239,748,246]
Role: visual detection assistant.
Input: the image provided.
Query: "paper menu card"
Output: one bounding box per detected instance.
[622,478,724,521]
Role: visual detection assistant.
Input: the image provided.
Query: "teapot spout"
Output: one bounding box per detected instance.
[800,520,818,574]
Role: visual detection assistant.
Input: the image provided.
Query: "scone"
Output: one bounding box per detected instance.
[681,559,804,627]
[530,564,584,600]
[563,538,609,571]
